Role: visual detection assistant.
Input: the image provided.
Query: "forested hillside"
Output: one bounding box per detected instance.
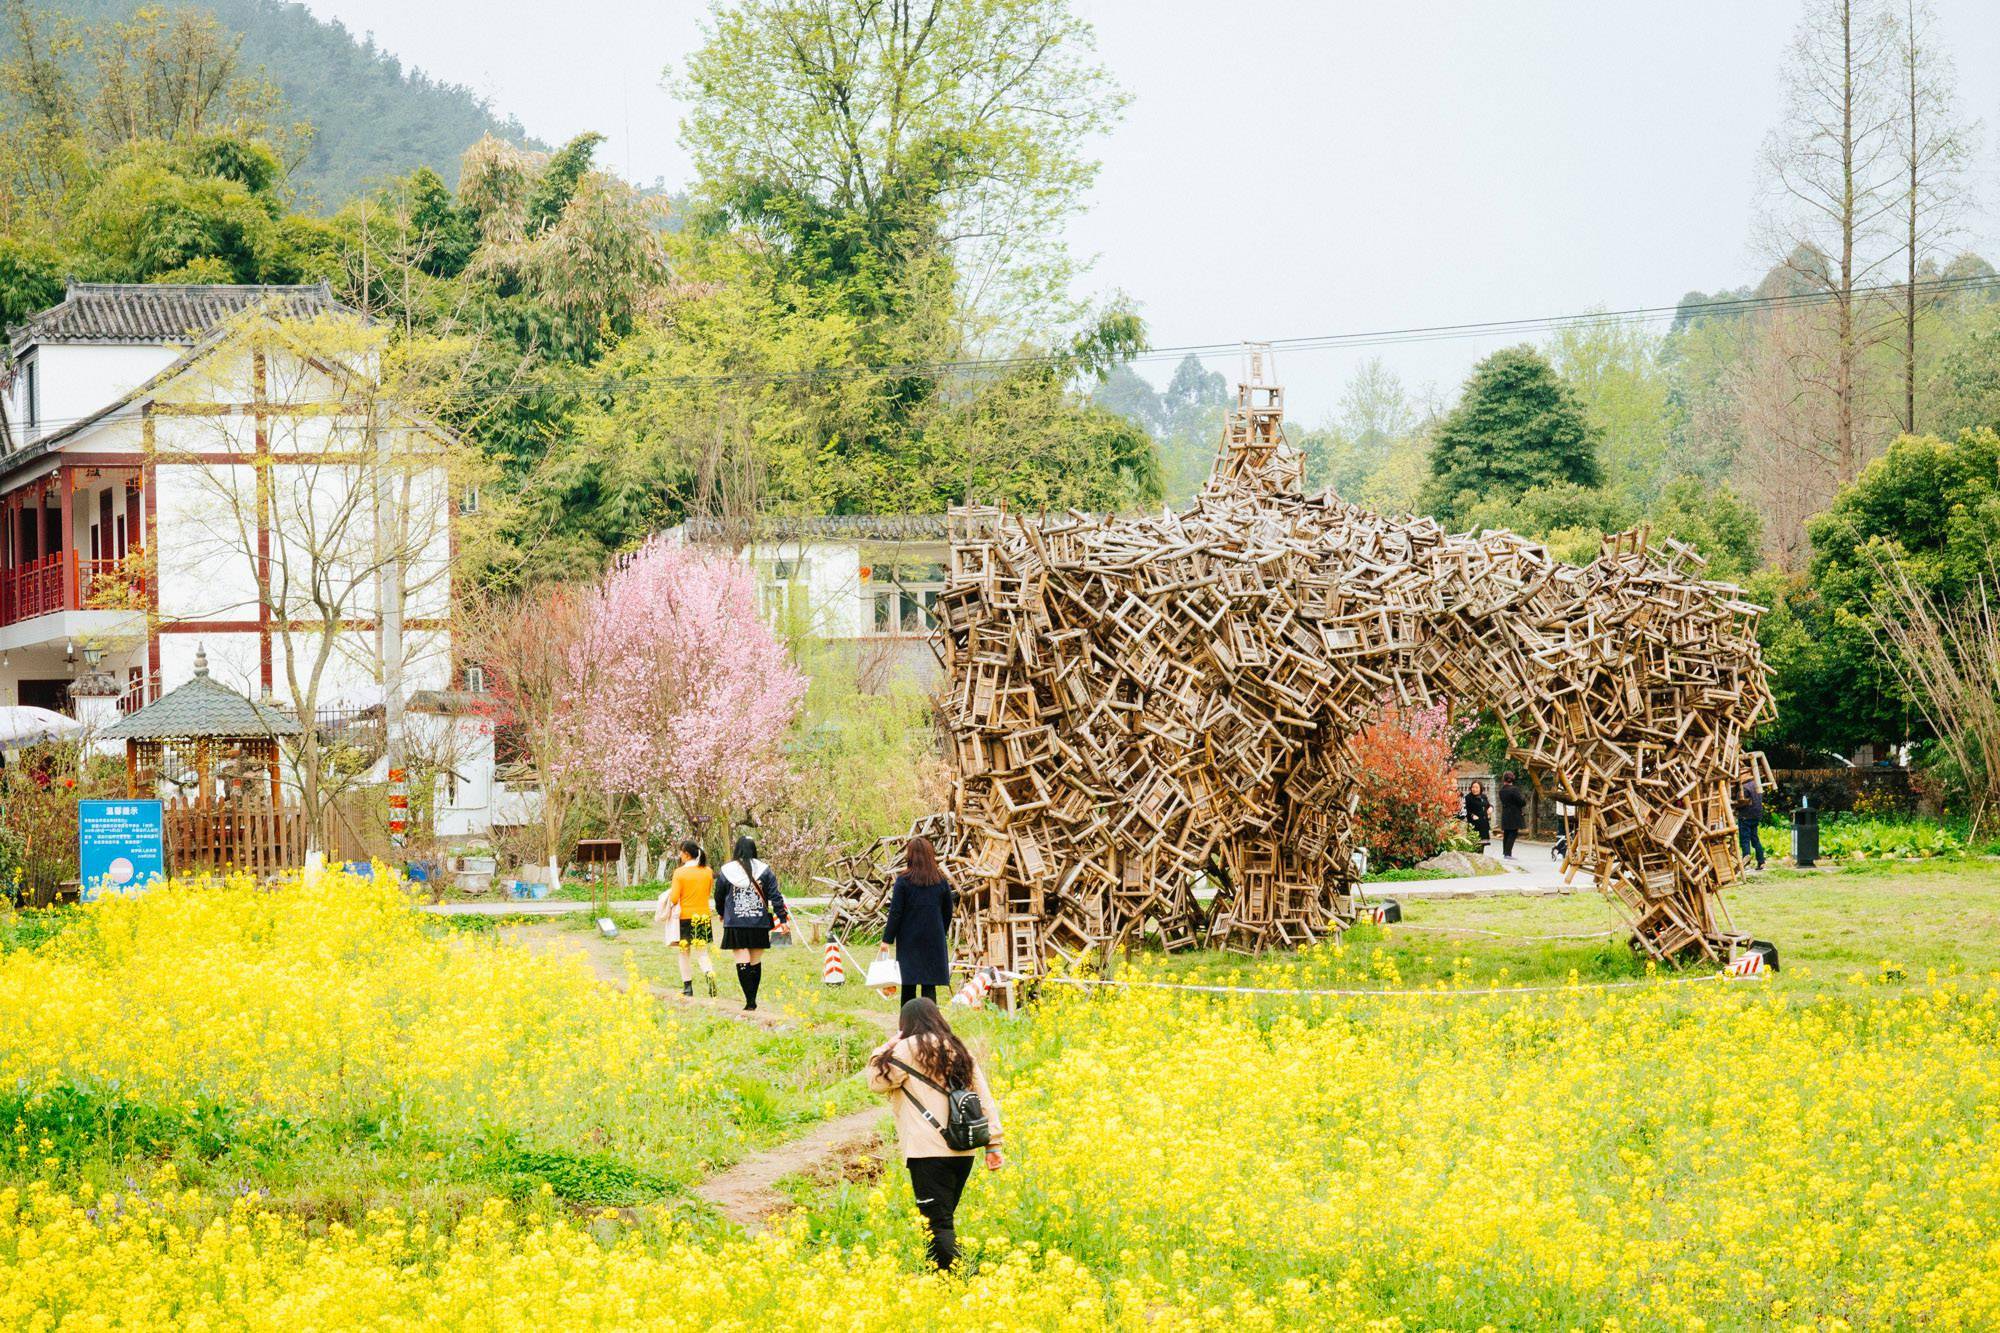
[3,0,535,204]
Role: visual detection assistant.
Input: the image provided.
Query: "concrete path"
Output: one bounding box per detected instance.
[1367,841,1585,900]
[422,896,839,916]
[425,848,1580,917]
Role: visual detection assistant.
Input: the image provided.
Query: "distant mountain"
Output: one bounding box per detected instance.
[19,0,543,206]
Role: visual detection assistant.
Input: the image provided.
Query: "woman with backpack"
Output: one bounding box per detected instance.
[712,835,790,1011]
[878,834,955,1006]
[867,998,1005,1272]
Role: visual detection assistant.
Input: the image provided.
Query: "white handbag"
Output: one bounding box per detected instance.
[864,956,902,995]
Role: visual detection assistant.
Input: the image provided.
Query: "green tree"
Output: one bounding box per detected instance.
[1757,428,2000,756]
[1928,299,2000,434]
[1648,475,1763,581]
[0,232,62,328]
[1421,345,1601,522]
[1546,315,1672,502]
[676,0,1126,345]
[1299,357,1418,501]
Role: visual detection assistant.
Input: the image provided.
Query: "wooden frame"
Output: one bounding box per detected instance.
[828,368,1773,971]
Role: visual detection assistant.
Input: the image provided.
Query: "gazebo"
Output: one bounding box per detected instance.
[101,648,305,873]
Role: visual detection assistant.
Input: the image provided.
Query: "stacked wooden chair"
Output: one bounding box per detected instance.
[827,366,1773,973]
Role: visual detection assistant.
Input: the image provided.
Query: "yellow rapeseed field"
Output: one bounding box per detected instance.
[0,872,1996,1330]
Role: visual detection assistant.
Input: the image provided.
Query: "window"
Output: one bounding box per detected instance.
[464,663,487,693]
[461,485,480,515]
[758,556,808,625]
[23,357,36,432]
[867,558,947,635]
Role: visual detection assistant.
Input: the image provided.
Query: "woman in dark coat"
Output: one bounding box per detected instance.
[878,835,955,1005]
[1497,772,1528,860]
[1462,780,1491,852]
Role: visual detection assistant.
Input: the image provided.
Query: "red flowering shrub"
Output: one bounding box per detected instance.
[1350,704,1463,868]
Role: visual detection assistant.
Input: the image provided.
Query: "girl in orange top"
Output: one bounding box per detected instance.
[656,840,716,998]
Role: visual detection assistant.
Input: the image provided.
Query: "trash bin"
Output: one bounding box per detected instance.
[1791,797,1819,869]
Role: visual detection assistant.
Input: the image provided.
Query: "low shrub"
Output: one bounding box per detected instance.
[1352,705,1462,868]
[1761,812,1963,861]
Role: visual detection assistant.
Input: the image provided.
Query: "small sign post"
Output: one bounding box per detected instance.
[77,799,167,902]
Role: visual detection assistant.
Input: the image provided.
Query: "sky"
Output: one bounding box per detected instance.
[297,0,2000,422]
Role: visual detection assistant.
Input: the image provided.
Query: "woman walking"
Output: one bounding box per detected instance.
[1462,780,1491,853]
[656,839,716,998]
[867,998,1005,1272]
[712,835,790,1011]
[1497,773,1528,860]
[878,835,955,1006]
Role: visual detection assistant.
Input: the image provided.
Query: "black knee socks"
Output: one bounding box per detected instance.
[737,961,763,1009]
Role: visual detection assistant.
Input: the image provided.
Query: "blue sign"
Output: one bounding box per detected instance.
[78,800,166,902]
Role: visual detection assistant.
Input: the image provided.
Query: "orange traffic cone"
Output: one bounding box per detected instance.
[822,940,846,985]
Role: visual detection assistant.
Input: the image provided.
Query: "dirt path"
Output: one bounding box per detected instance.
[693,1104,889,1232]
[507,921,895,1225]
[506,922,807,1029]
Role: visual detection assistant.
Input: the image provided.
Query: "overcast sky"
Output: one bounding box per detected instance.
[298,0,2000,421]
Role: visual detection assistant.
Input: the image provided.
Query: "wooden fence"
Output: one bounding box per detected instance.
[165,802,308,876]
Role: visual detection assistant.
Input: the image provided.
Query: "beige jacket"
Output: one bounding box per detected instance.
[866,1034,1004,1160]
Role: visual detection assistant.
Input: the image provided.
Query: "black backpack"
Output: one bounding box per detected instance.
[890,1058,991,1151]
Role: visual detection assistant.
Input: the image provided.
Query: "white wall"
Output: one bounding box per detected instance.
[753,539,867,638]
[5,344,175,446]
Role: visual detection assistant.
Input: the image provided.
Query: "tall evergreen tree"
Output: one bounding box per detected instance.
[1421,346,1601,522]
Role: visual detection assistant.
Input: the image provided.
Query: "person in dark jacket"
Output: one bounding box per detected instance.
[1736,770,1766,870]
[1497,773,1528,860]
[879,835,956,1005]
[713,835,790,1011]
[1462,781,1491,851]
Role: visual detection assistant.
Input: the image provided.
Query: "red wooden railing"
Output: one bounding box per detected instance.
[0,551,147,627]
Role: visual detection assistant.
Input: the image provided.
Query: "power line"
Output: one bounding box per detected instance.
[5,269,1998,438]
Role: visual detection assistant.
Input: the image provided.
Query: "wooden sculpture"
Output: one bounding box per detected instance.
[831,359,1773,974]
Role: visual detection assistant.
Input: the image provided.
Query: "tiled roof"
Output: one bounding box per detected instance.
[676,514,949,543]
[100,651,303,741]
[8,282,344,354]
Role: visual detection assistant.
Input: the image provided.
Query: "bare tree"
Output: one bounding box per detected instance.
[154,311,469,849]
[1891,0,1975,433]
[455,584,601,888]
[1731,306,1846,569]
[1867,553,2000,838]
[1759,0,1901,485]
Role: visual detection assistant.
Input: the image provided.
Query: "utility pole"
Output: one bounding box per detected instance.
[374,389,407,852]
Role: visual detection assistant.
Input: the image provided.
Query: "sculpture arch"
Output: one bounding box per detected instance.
[913,368,1772,974]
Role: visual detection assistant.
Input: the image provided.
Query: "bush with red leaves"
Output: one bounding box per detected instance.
[1351,704,1464,868]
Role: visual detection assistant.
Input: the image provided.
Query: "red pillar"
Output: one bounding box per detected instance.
[144,422,161,702]
[58,464,75,607]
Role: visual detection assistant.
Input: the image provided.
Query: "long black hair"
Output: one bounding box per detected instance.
[732,835,758,873]
[679,839,707,867]
[872,997,975,1088]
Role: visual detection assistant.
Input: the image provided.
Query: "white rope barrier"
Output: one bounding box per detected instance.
[1386,923,1623,942]
[1035,970,1731,1001]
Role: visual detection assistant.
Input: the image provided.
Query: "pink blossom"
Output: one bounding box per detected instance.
[571,538,807,832]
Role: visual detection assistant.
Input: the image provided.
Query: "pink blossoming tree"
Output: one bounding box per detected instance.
[581,539,808,859]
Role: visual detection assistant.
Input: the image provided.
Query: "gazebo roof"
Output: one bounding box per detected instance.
[100,648,303,741]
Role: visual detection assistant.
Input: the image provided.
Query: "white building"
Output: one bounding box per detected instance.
[664,514,948,688]
[1,285,482,805]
